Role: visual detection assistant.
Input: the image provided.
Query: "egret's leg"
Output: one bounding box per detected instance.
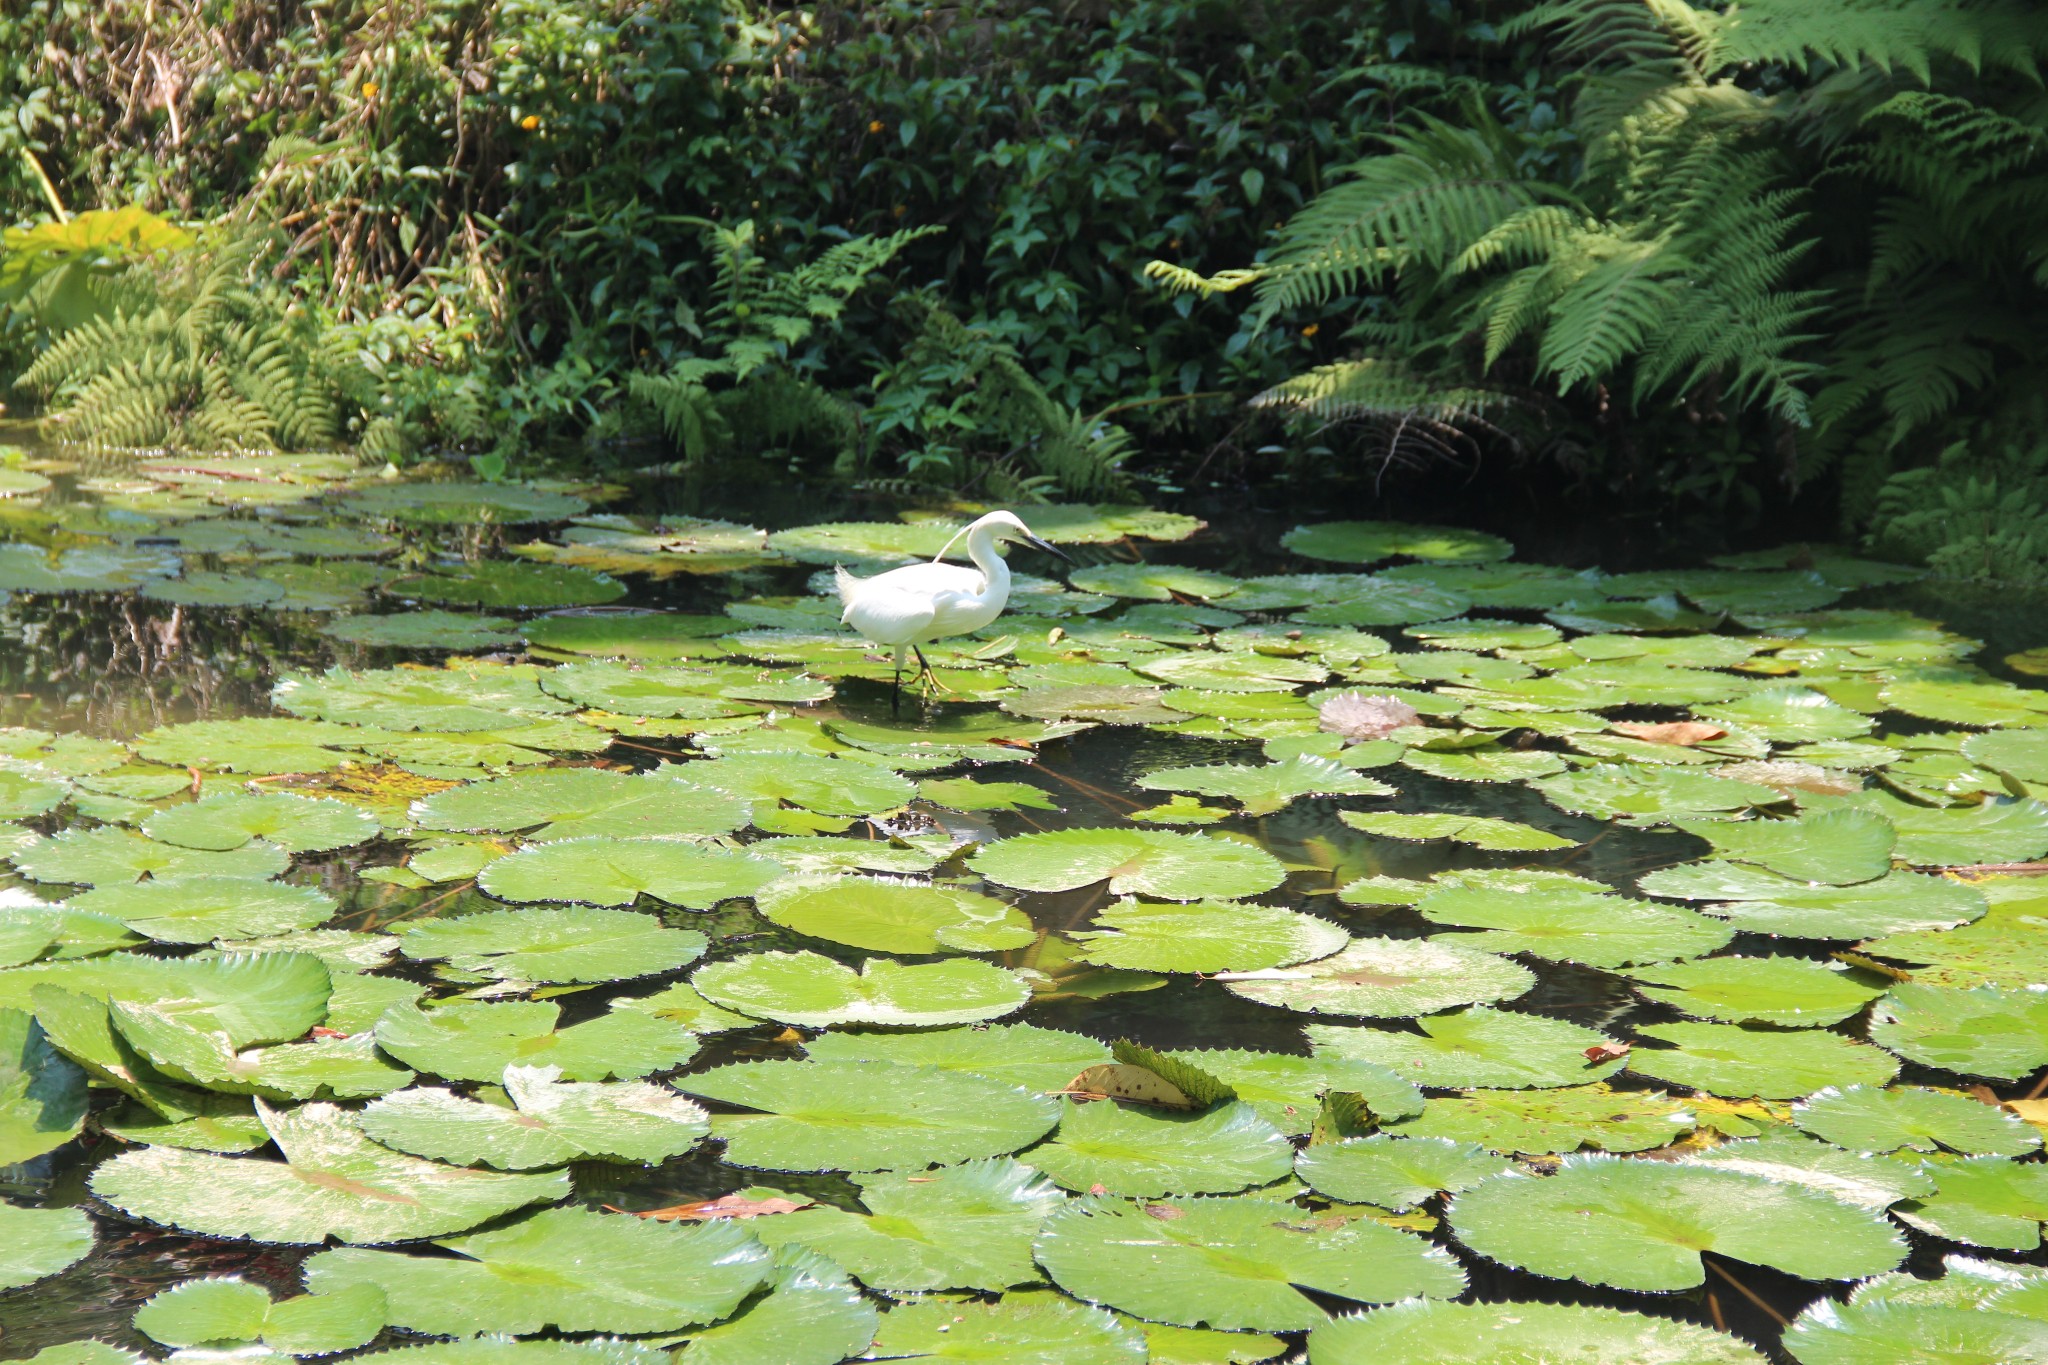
[913,645,951,695]
[890,645,906,715]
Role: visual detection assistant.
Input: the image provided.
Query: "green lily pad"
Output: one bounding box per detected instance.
[1305,1299,1767,1365]
[1671,808,1895,885]
[1447,1155,1905,1291]
[0,1009,86,1163]
[1627,1021,1900,1097]
[1134,652,1328,693]
[1167,1048,1424,1134]
[1306,1008,1626,1090]
[747,1158,1063,1292]
[132,1279,384,1355]
[1036,1194,1464,1332]
[1297,579,1472,627]
[64,877,335,944]
[766,521,957,567]
[1962,728,2048,782]
[1531,766,1779,823]
[917,776,1060,812]
[802,1023,1111,1094]
[305,1206,768,1335]
[1295,1136,1514,1209]
[0,769,67,821]
[414,768,751,842]
[324,611,521,650]
[1782,1298,2048,1365]
[388,561,623,609]
[868,1291,1145,1365]
[1627,957,1886,1026]
[754,877,1033,955]
[1283,520,1511,565]
[1696,685,1876,742]
[1794,1084,2041,1157]
[143,792,380,854]
[971,828,1286,900]
[1396,1083,1699,1155]
[1218,938,1534,1017]
[90,1099,567,1244]
[746,836,947,877]
[1861,794,2048,868]
[1638,861,1986,938]
[1856,889,2048,987]
[396,907,707,983]
[1004,685,1188,725]
[10,951,330,1045]
[1416,880,1731,968]
[1881,677,2048,728]
[1026,1099,1293,1196]
[1337,810,1575,851]
[134,717,365,774]
[1067,564,1243,602]
[1136,756,1393,816]
[692,951,1031,1028]
[672,1246,877,1365]
[1400,747,1568,783]
[525,612,736,660]
[0,544,177,592]
[1683,1127,1935,1209]
[0,1204,92,1291]
[538,662,762,718]
[275,664,571,732]
[339,481,588,525]
[1867,983,2048,1080]
[373,1000,700,1082]
[676,1059,1060,1172]
[1071,899,1346,975]
[478,837,783,909]
[12,827,288,885]
[683,752,915,816]
[1894,1157,2048,1251]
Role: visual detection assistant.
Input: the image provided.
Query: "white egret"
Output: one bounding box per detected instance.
[836,510,1071,710]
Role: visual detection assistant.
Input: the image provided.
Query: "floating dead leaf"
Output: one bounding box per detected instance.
[1142,1203,1186,1221]
[1319,692,1421,743]
[623,1194,811,1222]
[1611,720,1725,746]
[2006,1099,2048,1129]
[1715,759,1860,796]
[1065,1063,1196,1110]
[1584,1042,1631,1063]
[1831,950,1913,982]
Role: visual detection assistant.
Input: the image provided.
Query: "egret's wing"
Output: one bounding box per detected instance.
[842,579,939,644]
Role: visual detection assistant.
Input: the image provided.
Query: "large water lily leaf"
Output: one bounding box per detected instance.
[0,769,66,821]
[682,752,915,816]
[325,609,522,650]
[672,1246,878,1365]
[1296,578,1472,627]
[132,1278,384,1354]
[12,827,288,885]
[1337,810,1576,851]
[1670,809,1895,885]
[1627,957,1886,1026]
[1794,1084,2041,1157]
[275,664,571,732]
[1071,899,1347,974]
[1682,1128,1934,1210]
[747,1158,1063,1292]
[1067,563,1243,602]
[374,1000,700,1082]
[1220,938,1534,1017]
[1416,882,1731,968]
[5,951,330,1046]
[1389,1085,1697,1155]
[1133,651,1327,693]
[868,1290,1146,1365]
[1962,727,2048,783]
[478,837,783,908]
[1627,1021,1900,1097]
[1859,794,2048,867]
[1782,1298,2048,1365]
[388,560,624,609]
[1893,1157,2048,1250]
[1867,983,2048,1080]
[539,662,763,718]
[970,828,1286,900]
[305,1206,767,1335]
[1294,1136,1514,1209]
[1168,1048,1424,1134]
[1283,520,1511,565]
[754,877,1032,954]
[134,718,365,775]
[1136,756,1391,815]
[0,544,177,592]
[413,768,751,841]
[1036,1194,1465,1332]
[1531,766,1779,822]
[1880,677,2048,728]
[66,877,337,944]
[1696,685,1875,742]
[339,481,588,525]
[1305,1299,1767,1365]
[692,951,1031,1028]
[1447,1155,1905,1291]
[396,907,707,983]
[1025,1099,1293,1196]
[359,1065,708,1169]
[676,1059,1060,1171]
[90,1100,568,1243]
[0,897,136,965]
[1638,861,1986,938]
[0,1203,93,1291]
[1855,881,2048,987]
[747,835,947,877]
[1306,1009,1627,1090]
[0,1009,86,1163]
[802,1023,1111,1093]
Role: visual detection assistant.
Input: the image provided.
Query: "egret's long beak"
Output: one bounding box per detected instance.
[1023,534,1072,564]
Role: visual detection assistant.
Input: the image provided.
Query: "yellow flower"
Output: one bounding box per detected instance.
[520,114,540,130]
[868,120,885,134]
[892,204,907,218]
[1301,322,1320,338]
[361,81,378,99]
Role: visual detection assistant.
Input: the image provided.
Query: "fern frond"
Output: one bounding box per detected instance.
[1140,261,1265,297]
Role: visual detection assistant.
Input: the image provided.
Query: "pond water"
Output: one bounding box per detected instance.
[0,436,2041,1363]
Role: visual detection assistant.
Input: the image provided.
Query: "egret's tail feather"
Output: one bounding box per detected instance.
[833,564,860,618]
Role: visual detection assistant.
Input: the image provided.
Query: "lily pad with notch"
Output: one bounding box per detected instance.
[1025,1098,1294,1197]
[1385,1084,1697,1155]
[373,1000,700,1082]
[1794,1084,2041,1157]
[692,951,1031,1028]
[1416,880,1732,969]
[413,768,752,841]
[478,836,783,909]
[1136,756,1393,815]
[1071,898,1348,975]
[971,827,1287,901]
[1638,860,1986,938]
[1306,1299,1766,1365]
[1219,937,1534,1018]
[1626,1021,1900,1098]
[1306,1008,1628,1090]
[1627,956,1887,1027]
[1867,982,2048,1080]
[143,792,380,855]
[396,906,707,984]
[754,876,1034,955]
[801,1023,1112,1094]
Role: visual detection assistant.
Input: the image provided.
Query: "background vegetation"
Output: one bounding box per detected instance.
[2,0,2045,575]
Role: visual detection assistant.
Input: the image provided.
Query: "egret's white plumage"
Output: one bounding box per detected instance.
[836,510,1067,707]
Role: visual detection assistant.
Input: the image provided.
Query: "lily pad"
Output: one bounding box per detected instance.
[275,664,571,732]
[684,752,915,816]
[0,1203,93,1291]
[374,1000,700,1082]
[1306,1008,1627,1090]
[1627,957,1886,1026]
[143,793,380,855]
[1867,982,2048,1080]
[324,611,521,650]
[132,1279,384,1355]
[672,1246,877,1365]
[1136,756,1393,816]
[1893,1157,2048,1250]
[89,1100,567,1243]
[1794,1084,2041,1157]
[1416,881,1732,968]
[1626,1021,1901,1097]
[868,1291,1145,1365]
[675,1059,1060,1171]
[692,951,1031,1028]
[1683,1127,1936,1209]
[1389,1085,1698,1155]
[1305,1299,1767,1365]
[65,877,336,944]
[1068,564,1243,602]
[1071,899,1347,974]
[479,837,783,909]
[1026,1099,1294,1196]
[973,828,1288,906]
[1697,685,1876,742]
[754,877,1033,955]
[1295,1136,1514,1209]
[12,827,288,885]
[1670,809,1895,885]
[1337,810,1575,851]
[1531,766,1779,823]
[1782,1297,2048,1365]
[388,561,624,608]
[1168,1048,1424,1134]
[135,717,367,775]
[339,481,588,525]
[396,907,707,984]
[414,768,751,842]
[1639,861,1986,938]
[304,1206,768,1335]
[1283,520,1512,565]
[1035,1194,1465,1332]
[1220,937,1534,1017]
[1446,1155,1905,1291]
[0,1009,87,1163]
[802,1023,1112,1094]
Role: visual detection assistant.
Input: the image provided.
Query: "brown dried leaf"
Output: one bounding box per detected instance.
[1584,1042,1631,1063]
[625,1194,811,1222]
[1611,720,1725,746]
[1064,1063,1196,1110]
[1318,692,1421,743]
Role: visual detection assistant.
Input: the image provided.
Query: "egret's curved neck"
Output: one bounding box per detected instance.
[965,522,1010,597]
